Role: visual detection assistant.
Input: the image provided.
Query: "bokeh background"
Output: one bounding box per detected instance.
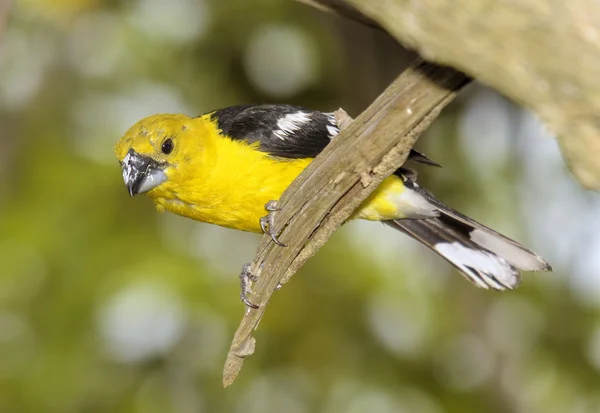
[1,0,600,412]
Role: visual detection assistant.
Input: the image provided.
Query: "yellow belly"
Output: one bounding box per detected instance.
[148,130,407,232]
[153,168,405,233]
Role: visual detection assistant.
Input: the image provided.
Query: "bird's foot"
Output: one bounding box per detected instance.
[259,200,287,247]
[239,262,283,308]
[239,263,259,309]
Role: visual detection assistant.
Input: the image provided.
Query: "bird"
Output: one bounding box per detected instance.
[114,103,551,307]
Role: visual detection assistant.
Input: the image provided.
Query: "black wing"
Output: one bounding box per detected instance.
[208,104,441,169]
[209,104,337,158]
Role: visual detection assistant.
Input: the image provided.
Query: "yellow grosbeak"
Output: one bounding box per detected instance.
[115,104,551,305]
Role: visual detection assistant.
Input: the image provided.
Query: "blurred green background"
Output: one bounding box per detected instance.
[1,0,600,412]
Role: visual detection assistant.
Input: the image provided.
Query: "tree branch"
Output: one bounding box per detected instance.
[295,0,382,30]
[222,59,470,387]
[307,0,600,190]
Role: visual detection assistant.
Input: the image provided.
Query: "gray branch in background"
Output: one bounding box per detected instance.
[296,0,383,30]
[326,0,600,190]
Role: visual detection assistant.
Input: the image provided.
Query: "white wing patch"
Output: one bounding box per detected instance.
[325,113,339,138]
[273,111,311,141]
[434,242,520,290]
[326,125,339,138]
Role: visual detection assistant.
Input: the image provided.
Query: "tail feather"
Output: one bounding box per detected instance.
[388,179,551,290]
[407,149,443,167]
[387,219,521,290]
[436,207,550,272]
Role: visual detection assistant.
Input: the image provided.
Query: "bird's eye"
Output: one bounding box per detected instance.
[161,138,173,155]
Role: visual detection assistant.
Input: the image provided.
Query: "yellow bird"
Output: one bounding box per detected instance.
[115,104,550,306]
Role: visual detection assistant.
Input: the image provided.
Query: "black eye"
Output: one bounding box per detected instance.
[161,139,173,154]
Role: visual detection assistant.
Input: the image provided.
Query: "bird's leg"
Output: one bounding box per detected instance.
[240,200,286,308]
[259,200,287,247]
[239,263,259,309]
[238,262,284,308]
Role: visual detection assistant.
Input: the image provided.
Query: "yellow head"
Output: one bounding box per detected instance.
[114,113,212,200]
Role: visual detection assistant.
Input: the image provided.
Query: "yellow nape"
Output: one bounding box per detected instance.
[115,113,408,232]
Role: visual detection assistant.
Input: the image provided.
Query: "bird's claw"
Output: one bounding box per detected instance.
[241,200,286,308]
[260,200,286,247]
[239,263,259,309]
[238,263,284,308]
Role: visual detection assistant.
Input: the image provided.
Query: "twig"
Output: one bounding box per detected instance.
[343,0,600,189]
[222,59,470,387]
[295,0,383,30]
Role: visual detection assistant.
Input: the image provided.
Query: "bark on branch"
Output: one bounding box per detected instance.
[222,59,469,387]
[307,0,600,190]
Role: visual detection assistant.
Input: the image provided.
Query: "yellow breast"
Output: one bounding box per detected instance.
[146,115,408,232]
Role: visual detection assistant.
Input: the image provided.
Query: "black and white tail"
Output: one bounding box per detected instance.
[387,179,551,290]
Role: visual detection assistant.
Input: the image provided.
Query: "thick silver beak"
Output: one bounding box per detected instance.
[121,149,167,196]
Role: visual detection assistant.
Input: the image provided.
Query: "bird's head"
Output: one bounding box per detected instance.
[114,113,200,198]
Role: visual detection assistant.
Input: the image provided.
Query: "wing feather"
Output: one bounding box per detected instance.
[209,104,441,166]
